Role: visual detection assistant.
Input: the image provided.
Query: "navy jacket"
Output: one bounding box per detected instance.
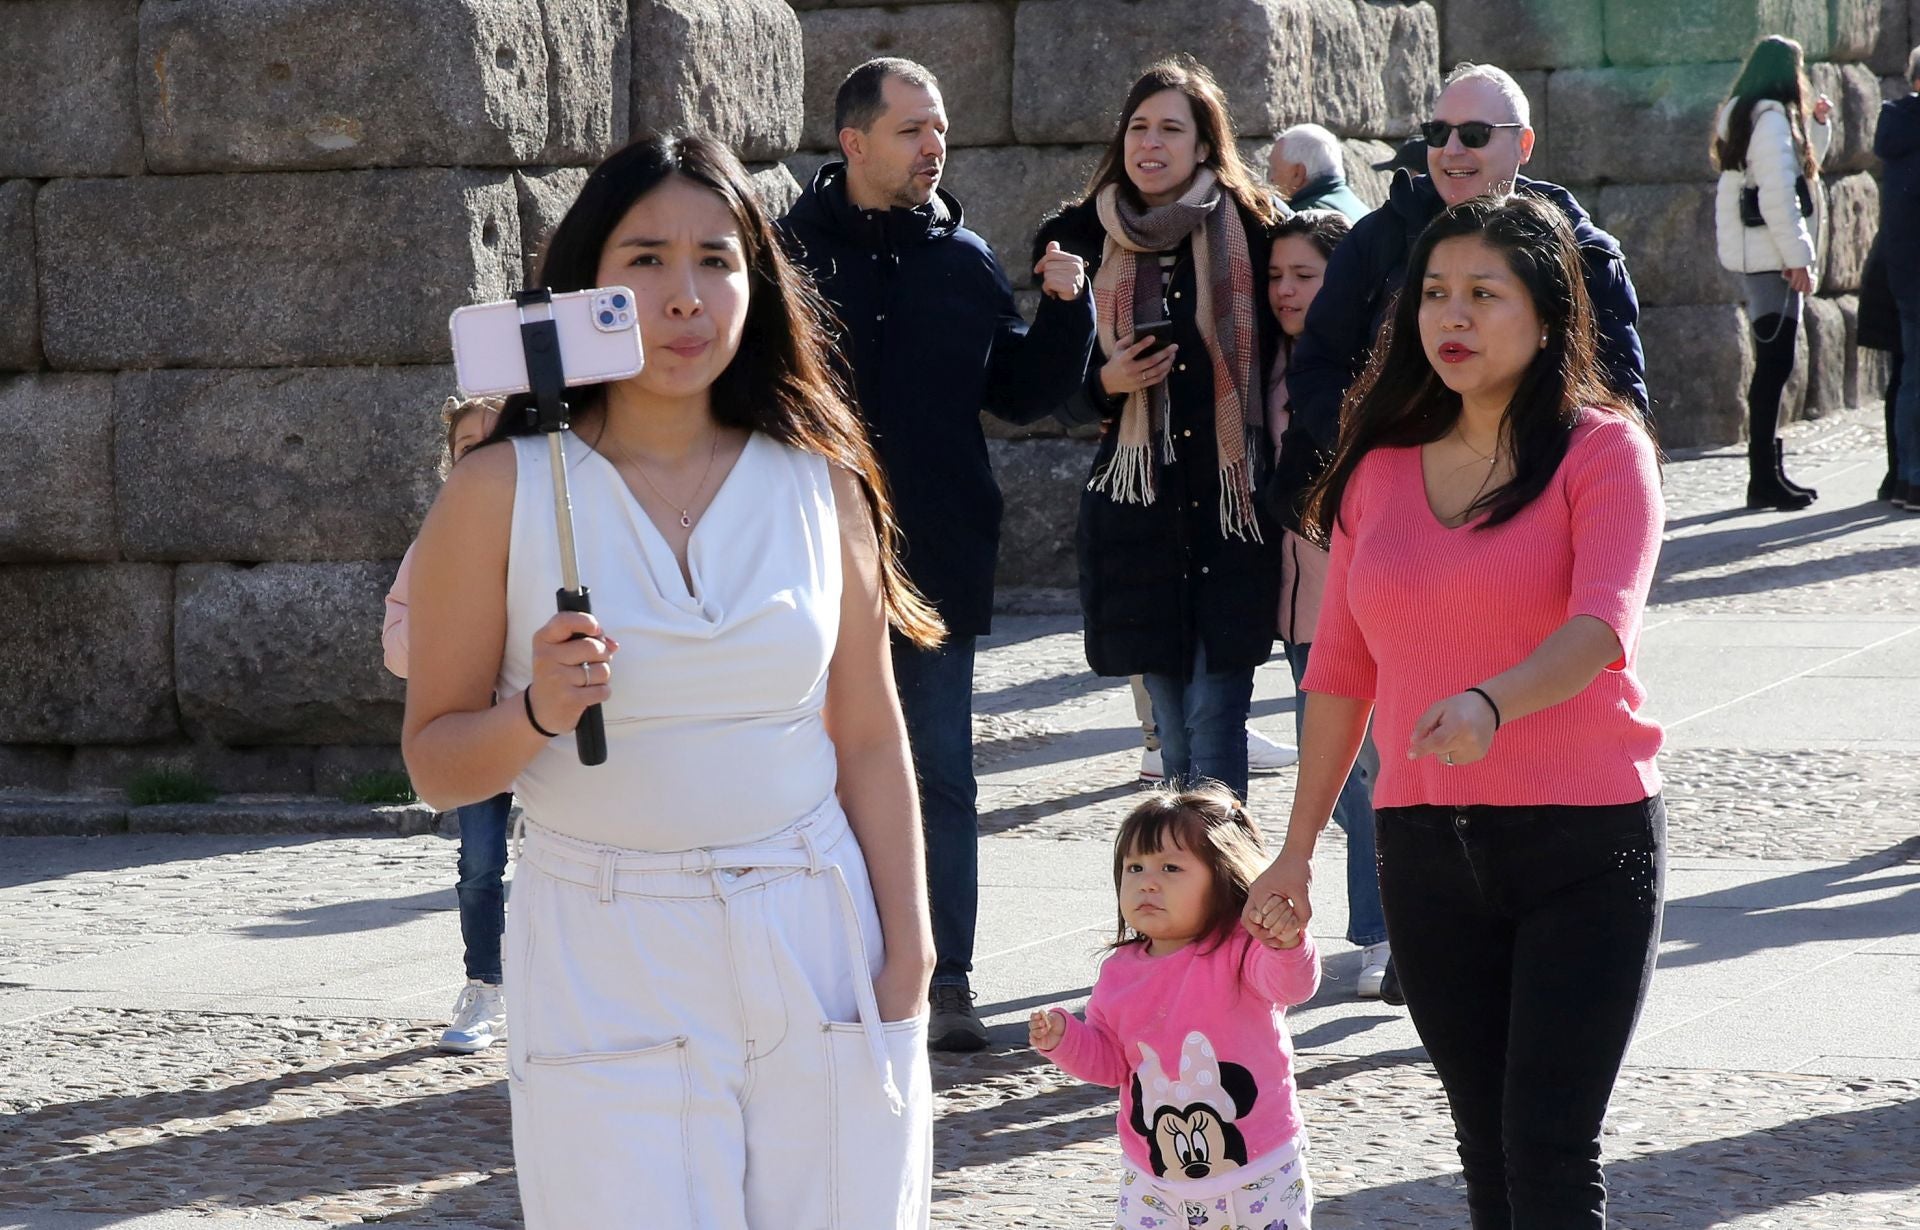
[779,162,1096,637]
[1275,172,1646,529]
[1874,94,1920,275]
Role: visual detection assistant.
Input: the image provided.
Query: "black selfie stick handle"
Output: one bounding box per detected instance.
[557,585,608,766]
[517,287,607,767]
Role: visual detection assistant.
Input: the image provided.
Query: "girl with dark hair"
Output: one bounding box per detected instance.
[1263,209,1396,999]
[402,133,940,1227]
[1037,55,1285,800]
[1246,194,1667,1228]
[1712,34,1834,511]
[1030,785,1320,1229]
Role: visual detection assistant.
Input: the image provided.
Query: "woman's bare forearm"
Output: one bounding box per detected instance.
[1281,692,1373,856]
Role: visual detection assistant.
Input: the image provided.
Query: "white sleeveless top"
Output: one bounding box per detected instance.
[500,430,842,850]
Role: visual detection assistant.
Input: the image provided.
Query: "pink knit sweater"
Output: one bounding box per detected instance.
[1301,409,1664,808]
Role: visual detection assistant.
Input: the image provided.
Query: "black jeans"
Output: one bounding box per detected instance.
[1376,796,1666,1230]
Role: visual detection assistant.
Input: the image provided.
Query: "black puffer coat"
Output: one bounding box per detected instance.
[1036,196,1282,679]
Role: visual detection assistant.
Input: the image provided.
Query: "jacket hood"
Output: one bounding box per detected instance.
[1385,169,1621,260]
[1878,94,1920,161]
[786,159,964,248]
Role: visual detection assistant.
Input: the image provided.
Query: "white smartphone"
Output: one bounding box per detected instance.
[448,287,644,398]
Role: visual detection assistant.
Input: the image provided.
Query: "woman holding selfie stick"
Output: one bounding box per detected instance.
[402,133,941,1228]
[1038,56,1283,800]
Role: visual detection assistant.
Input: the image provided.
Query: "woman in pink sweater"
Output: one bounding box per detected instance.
[1032,786,1320,1228]
[1246,194,1664,1228]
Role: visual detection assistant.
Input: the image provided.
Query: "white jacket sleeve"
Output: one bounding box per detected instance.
[1749,106,1818,271]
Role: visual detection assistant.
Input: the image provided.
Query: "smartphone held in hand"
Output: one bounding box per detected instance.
[1133,319,1174,356]
[449,287,644,398]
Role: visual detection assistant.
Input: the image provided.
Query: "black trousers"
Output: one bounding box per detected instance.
[1376,796,1666,1229]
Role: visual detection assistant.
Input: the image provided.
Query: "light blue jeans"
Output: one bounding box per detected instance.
[1285,640,1388,948]
[1142,640,1256,801]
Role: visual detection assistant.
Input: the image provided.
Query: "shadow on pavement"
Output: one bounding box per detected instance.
[1315,1093,1920,1229]
[235,888,458,939]
[0,833,353,891]
[1658,836,1920,969]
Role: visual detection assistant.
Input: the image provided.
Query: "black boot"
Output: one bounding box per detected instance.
[1748,465,1814,510]
[1774,440,1817,501]
[1746,313,1813,512]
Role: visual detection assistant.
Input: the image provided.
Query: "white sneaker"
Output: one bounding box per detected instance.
[1247,729,1300,771]
[439,979,506,1053]
[1356,942,1392,999]
[1138,747,1164,784]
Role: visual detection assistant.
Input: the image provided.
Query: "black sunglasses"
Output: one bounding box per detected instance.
[1420,120,1525,149]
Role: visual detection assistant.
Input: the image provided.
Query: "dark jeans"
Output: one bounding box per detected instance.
[1893,278,1920,484]
[455,792,512,985]
[1142,639,1256,800]
[892,633,979,987]
[1376,796,1666,1229]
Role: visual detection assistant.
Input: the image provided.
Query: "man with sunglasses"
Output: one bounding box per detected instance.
[1276,62,1648,529]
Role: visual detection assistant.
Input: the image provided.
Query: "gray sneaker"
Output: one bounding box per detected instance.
[929,982,989,1052]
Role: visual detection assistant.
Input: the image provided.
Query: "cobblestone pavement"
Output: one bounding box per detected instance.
[3,1008,1914,1228]
[2,410,1916,1226]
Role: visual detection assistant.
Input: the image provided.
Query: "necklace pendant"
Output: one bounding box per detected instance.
[679,511,692,529]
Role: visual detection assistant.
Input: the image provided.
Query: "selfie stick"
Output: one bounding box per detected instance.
[516,288,608,766]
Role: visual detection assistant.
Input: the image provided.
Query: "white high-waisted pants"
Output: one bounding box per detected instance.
[504,799,933,1228]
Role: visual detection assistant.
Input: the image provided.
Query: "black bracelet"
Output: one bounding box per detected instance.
[523,688,561,739]
[1466,686,1502,731]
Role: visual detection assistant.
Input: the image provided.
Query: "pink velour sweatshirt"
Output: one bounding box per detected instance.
[381,542,416,680]
[1302,408,1664,808]
[1044,929,1320,1199]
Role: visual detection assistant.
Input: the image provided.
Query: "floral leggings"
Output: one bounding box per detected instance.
[1115,1151,1312,1229]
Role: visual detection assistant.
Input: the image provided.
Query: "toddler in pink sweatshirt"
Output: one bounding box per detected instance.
[1031,786,1321,1229]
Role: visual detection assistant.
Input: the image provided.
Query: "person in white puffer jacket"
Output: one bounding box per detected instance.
[1712,35,1833,511]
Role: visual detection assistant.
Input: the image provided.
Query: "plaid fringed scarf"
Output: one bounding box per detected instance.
[1089,169,1263,541]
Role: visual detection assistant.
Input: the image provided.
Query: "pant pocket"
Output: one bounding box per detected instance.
[822,1015,931,1229]
[510,1038,694,1229]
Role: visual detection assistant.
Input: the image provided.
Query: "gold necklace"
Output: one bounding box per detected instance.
[611,428,720,529]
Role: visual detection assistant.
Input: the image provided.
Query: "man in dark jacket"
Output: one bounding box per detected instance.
[1279,63,1647,522]
[1874,47,1920,509]
[1269,122,1371,222]
[779,58,1096,1050]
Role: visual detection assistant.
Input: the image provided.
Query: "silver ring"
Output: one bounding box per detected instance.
[580,661,592,686]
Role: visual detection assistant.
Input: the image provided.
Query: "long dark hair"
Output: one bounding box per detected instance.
[1081,56,1280,226]
[492,133,944,648]
[1303,194,1651,541]
[1712,35,1817,180]
[1110,784,1270,959]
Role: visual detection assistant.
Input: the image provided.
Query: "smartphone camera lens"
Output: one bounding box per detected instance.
[611,294,627,309]
[599,310,615,325]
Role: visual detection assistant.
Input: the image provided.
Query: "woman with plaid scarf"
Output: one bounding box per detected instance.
[1038,56,1286,800]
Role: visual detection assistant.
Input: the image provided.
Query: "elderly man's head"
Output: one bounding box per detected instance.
[1909,43,1920,88]
[1426,63,1537,208]
[1267,123,1343,200]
